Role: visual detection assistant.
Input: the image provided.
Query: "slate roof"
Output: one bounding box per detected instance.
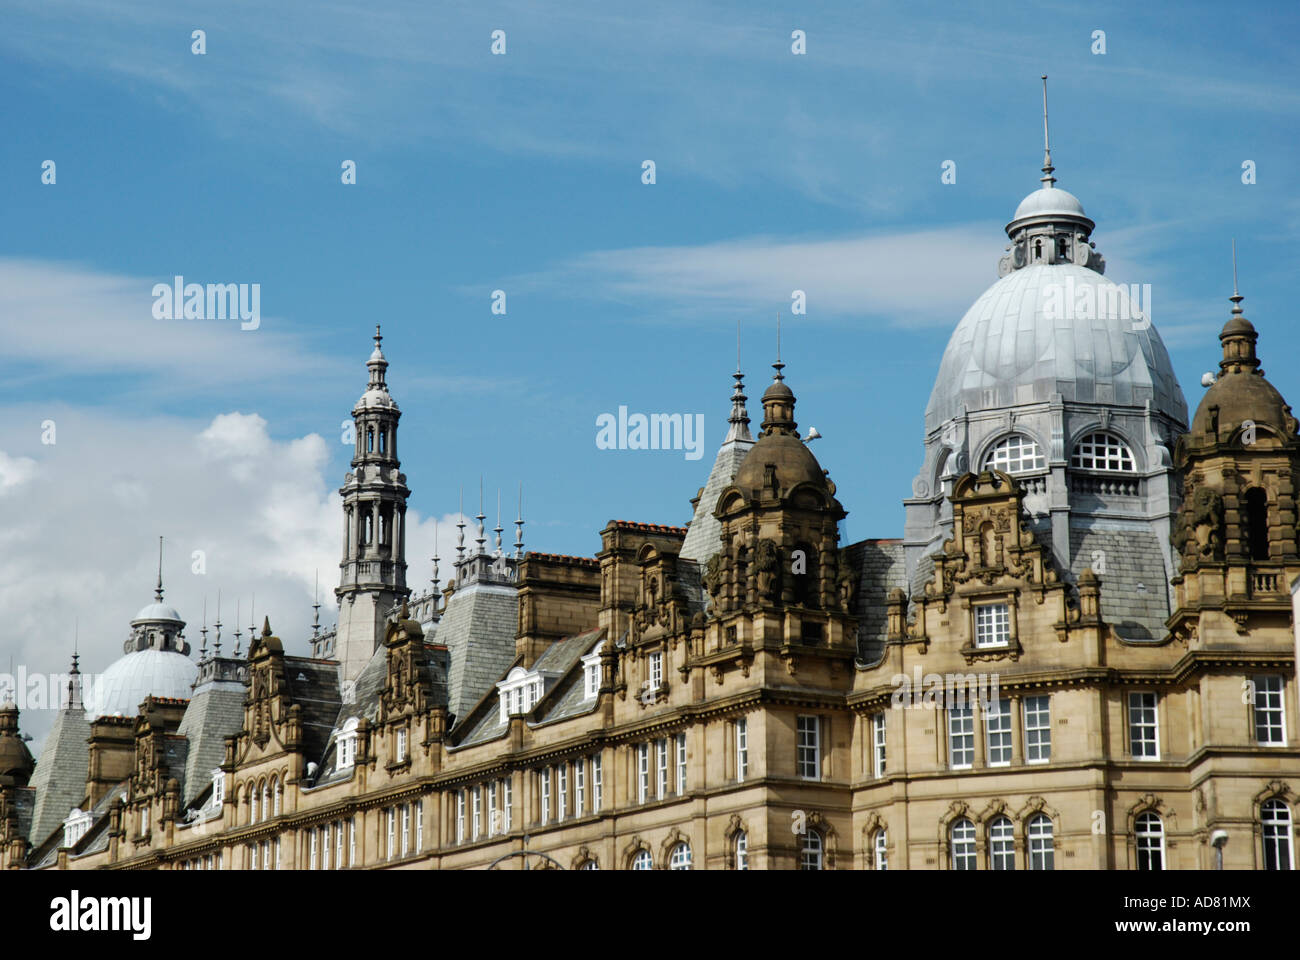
[680,438,755,563]
[177,680,247,807]
[844,539,908,665]
[27,705,90,845]
[284,656,342,766]
[1069,522,1172,641]
[436,581,519,723]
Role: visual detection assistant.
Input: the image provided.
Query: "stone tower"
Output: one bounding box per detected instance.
[336,326,410,691]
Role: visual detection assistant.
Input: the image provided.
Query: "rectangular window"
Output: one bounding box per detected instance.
[336,819,344,868]
[974,603,1011,648]
[1128,691,1160,759]
[585,663,600,699]
[1254,675,1286,745]
[472,787,482,840]
[396,728,407,763]
[322,823,331,871]
[386,807,395,861]
[401,804,411,855]
[656,739,668,799]
[575,759,585,815]
[310,829,318,870]
[592,754,603,813]
[488,781,499,835]
[796,715,821,780]
[349,817,356,867]
[676,732,687,794]
[275,837,282,870]
[872,712,887,778]
[540,768,552,824]
[416,804,423,853]
[948,706,975,769]
[456,791,466,844]
[649,651,663,689]
[736,718,749,783]
[1024,695,1051,763]
[986,698,1012,766]
[504,776,513,831]
[557,763,568,821]
[637,743,649,803]
[262,841,270,871]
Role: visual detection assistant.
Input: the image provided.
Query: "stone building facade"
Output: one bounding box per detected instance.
[2,145,1299,871]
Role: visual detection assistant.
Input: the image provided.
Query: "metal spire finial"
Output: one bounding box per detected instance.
[155,536,165,602]
[233,599,242,658]
[213,590,222,657]
[456,487,466,563]
[1230,238,1244,314]
[312,572,321,637]
[726,324,753,443]
[200,597,209,656]
[494,489,504,555]
[476,476,487,553]
[514,482,525,561]
[374,324,382,350]
[249,593,256,646]
[431,518,441,606]
[1040,74,1056,188]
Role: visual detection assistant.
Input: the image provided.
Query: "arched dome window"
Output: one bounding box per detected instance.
[982,434,1045,474]
[1070,432,1135,472]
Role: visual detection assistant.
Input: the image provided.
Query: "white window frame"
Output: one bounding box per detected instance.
[985,697,1012,766]
[540,768,551,825]
[401,803,411,855]
[637,743,649,803]
[874,829,888,871]
[504,777,513,831]
[574,759,585,815]
[796,715,821,781]
[1262,798,1294,870]
[210,769,224,808]
[675,732,687,794]
[632,849,653,871]
[456,791,466,844]
[736,719,749,783]
[649,651,663,690]
[349,816,356,867]
[1028,814,1054,870]
[800,830,823,870]
[592,754,603,813]
[1254,675,1287,745]
[396,727,408,763]
[735,830,748,870]
[1135,811,1164,870]
[974,603,1010,648]
[581,641,605,700]
[989,816,1014,870]
[1128,691,1160,760]
[950,818,976,870]
[1070,432,1136,472]
[416,803,423,853]
[488,781,499,835]
[337,717,359,770]
[557,763,568,822]
[668,842,692,870]
[948,705,974,769]
[655,739,668,800]
[983,434,1045,474]
[1024,695,1051,763]
[322,823,331,871]
[872,712,886,779]
[385,807,395,861]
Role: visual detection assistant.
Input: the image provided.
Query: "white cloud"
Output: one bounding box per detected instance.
[516,225,999,328]
[0,404,468,754]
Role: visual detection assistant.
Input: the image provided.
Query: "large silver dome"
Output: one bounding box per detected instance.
[85,649,198,718]
[925,263,1188,430]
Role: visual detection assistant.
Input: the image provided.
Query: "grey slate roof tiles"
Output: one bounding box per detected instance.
[27,705,91,845]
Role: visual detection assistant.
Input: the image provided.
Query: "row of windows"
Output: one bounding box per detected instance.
[948,814,1056,869]
[982,432,1135,476]
[308,817,358,869]
[381,804,421,862]
[636,737,685,803]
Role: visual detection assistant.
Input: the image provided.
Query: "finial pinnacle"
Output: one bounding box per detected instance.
[155,536,165,602]
[773,313,785,382]
[1230,238,1244,313]
[374,324,382,349]
[1040,74,1056,188]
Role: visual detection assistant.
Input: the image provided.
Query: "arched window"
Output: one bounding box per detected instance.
[631,850,653,871]
[1246,488,1270,561]
[989,816,1014,870]
[800,830,824,870]
[1070,432,1136,472]
[983,434,1045,474]
[261,780,271,823]
[873,829,888,871]
[249,782,259,825]
[1028,814,1054,870]
[378,429,387,454]
[1034,238,1043,260]
[734,830,749,870]
[668,842,692,870]
[366,428,374,452]
[1261,799,1293,870]
[950,818,976,870]
[1135,812,1164,870]
[579,860,599,870]
[272,775,282,817]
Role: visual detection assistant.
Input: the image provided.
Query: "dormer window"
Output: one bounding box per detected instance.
[983,434,1045,475]
[648,651,663,690]
[210,769,224,808]
[580,640,606,701]
[395,727,408,763]
[497,666,554,724]
[1070,432,1135,472]
[337,717,359,770]
[63,808,92,848]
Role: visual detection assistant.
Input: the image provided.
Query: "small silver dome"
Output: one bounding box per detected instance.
[1012,185,1086,220]
[132,602,183,623]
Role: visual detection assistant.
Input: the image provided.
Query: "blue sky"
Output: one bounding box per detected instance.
[2,0,1298,742]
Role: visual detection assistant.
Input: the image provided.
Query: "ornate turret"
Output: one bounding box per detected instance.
[1170,273,1300,644]
[336,326,411,689]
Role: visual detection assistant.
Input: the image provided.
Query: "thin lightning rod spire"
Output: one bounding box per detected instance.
[1039,74,1056,187]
